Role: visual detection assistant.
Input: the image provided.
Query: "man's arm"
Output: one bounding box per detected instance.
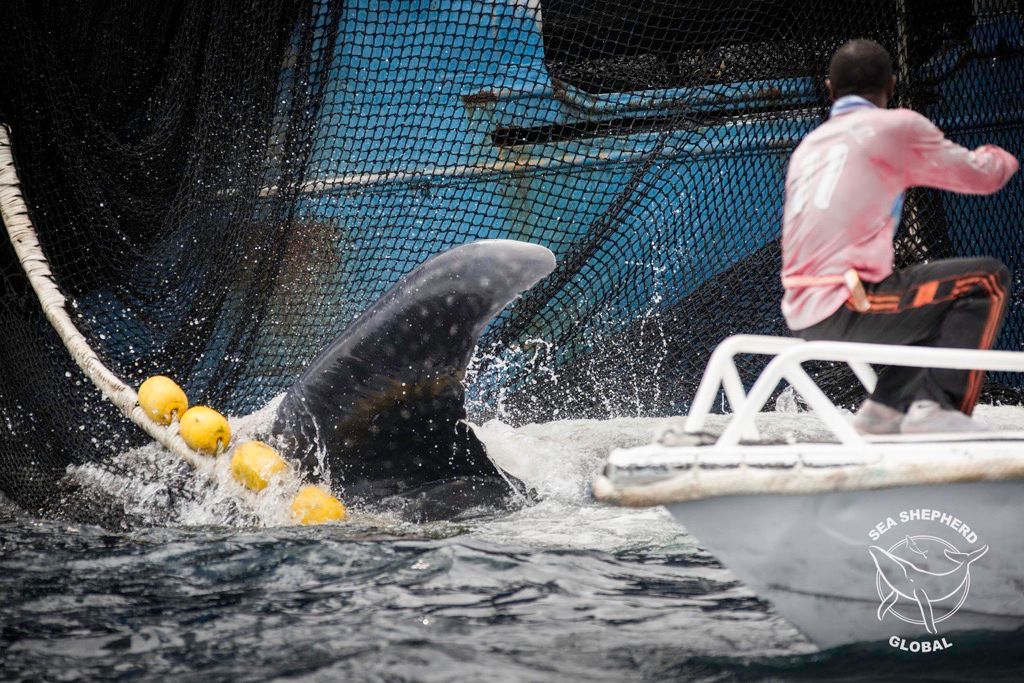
[902,111,1018,194]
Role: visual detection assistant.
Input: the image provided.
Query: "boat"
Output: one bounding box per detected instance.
[592,334,1024,650]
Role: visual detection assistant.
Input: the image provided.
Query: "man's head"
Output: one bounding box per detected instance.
[826,39,896,107]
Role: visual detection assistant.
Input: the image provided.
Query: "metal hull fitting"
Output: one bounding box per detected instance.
[664,482,1024,649]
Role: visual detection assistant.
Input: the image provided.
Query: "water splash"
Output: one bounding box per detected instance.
[66,396,297,527]
[464,337,559,423]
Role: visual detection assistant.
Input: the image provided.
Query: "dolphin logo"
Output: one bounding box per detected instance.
[868,541,988,634]
[905,535,928,559]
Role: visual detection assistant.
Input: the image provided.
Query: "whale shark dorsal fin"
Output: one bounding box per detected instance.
[913,587,937,634]
[944,544,989,566]
[877,589,898,622]
[271,240,556,505]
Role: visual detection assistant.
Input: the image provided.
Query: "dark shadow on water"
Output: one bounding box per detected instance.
[679,629,1024,682]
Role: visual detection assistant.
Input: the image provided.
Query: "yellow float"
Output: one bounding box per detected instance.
[137,375,188,425]
[178,405,231,454]
[291,485,347,524]
[231,441,288,491]
[138,380,343,523]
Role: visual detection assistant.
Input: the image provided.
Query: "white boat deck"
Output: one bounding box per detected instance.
[592,335,1024,648]
[595,335,1024,506]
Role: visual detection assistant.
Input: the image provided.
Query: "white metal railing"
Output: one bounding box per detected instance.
[683,334,1024,447]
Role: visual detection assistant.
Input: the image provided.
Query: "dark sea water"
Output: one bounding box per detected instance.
[4,507,1024,682]
[4,414,1024,681]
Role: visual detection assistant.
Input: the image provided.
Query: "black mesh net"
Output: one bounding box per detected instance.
[0,0,1021,513]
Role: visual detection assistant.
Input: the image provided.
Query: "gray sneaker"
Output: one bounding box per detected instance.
[900,400,989,434]
[852,399,904,435]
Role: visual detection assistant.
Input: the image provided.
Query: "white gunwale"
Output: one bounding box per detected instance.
[595,334,1024,507]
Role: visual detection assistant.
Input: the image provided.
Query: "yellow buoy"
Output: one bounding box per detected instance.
[231,441,288,491]
[291,485,347,524]
[137,375,188,425]
[178,406,231,454]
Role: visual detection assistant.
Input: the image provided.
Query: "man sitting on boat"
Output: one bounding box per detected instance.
[781,39,1019,434]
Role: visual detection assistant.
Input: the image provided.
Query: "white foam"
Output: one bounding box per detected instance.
[68,395,298,527]
[65,400,1024,537]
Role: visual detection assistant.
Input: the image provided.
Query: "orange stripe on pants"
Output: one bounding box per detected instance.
[959,274,1007,414]
[912,280,939,307]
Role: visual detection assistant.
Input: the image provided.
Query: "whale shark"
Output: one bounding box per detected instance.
[868,542,989,634]
[271,239,556,520]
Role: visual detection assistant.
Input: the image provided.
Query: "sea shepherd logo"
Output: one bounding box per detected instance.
[867,509,988,653]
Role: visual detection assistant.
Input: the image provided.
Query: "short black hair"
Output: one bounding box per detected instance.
[828,39,893,98]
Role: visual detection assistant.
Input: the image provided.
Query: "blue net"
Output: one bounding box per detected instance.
[0,0,1021,512]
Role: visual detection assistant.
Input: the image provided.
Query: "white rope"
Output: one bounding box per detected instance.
[0,124,205,470]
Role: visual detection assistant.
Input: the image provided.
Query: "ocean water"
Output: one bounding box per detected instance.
[3,410,1024,681]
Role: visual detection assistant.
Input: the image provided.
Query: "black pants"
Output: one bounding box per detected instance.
[797,257,1011,415]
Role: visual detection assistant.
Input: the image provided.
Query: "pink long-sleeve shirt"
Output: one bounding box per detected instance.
[781,96,1018,330]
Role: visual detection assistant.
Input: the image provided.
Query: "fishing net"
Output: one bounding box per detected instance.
[0,0,1021,512]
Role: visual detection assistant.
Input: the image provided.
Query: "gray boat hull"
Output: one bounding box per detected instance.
[666,481,1024,649]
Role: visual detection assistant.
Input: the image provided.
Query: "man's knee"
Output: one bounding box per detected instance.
[975,257,1010,289]
[994,260,1011,291]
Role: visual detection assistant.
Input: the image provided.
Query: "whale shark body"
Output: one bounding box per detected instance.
[271,239,556,520]
[868,542,989,634]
